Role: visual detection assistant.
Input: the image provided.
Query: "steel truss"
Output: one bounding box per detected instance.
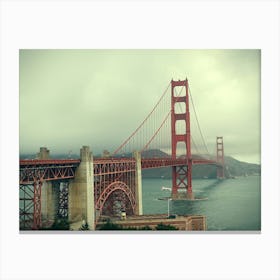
[94,159,136,219]
[96,181,136,216]
[93,158,136,175]
[57,182,69,219]
[20,180,70,230]
[20,184,34,229]
[33,180,42,229]
[19,147,223,229]
[20,160,79,184]
[19,180,42,230]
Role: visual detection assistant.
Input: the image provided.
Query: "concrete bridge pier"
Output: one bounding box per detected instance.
[68,146,95,230]
[133,151,143,215]
[41,181,59,225]
[37,147,59,226]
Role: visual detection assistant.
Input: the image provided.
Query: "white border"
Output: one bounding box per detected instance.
[1,1,279,280]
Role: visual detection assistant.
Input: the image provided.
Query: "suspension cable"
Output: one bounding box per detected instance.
[112,82,171,155]
[188,84,210,156]
[191,135,200,155]
[141,110,171,152]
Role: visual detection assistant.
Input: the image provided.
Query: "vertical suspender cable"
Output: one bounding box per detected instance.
[112,83,171,156]
[188,84,210,157]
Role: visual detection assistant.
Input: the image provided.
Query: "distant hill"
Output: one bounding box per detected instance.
[141,158,260,179]
[20,149,260,179]
[140,150,260,179]
[223,156,261,177]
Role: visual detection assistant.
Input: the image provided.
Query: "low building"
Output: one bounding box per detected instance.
[96,214,207,231]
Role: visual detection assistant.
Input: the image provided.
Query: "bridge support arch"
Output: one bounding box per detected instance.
[95,181,136,218]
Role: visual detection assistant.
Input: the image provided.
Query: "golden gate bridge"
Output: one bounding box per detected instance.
[19,79,225,230]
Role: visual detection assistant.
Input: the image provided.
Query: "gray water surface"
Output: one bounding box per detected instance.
[142,176,261,231]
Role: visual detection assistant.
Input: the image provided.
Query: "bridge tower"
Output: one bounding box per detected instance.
[171,79,194,200]
[68,146,95,229]
[216,136,225,179]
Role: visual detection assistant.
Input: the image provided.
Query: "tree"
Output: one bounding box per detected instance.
[155,223,178,230]
[98,221,177,230]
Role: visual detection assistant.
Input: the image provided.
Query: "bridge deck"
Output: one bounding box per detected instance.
[19,157,219,184]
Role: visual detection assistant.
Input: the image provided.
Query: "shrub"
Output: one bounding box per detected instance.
[155,223,178,230]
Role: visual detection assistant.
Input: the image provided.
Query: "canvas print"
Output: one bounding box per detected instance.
[19,49,261,231]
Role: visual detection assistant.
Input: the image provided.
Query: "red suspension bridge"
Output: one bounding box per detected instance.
[19,79,225,230]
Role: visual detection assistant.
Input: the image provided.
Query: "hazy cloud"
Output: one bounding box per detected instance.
[19,49,260,163]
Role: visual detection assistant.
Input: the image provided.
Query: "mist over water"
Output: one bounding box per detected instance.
[142,176,261,231]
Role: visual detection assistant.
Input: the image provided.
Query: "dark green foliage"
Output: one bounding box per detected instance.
[97,220,176,230]
[155,223,178,230]
[51,218,70,230]
[98,221,124,230]
[138,225,153,230]
[40,218,70,230]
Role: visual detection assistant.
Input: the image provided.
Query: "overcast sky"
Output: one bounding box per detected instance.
[19,49,260,163]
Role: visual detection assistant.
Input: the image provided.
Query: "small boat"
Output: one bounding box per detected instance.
[161,186,171,191]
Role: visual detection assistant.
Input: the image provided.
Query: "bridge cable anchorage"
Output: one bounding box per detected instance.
[112,82,171,156]
[188,84,210,158]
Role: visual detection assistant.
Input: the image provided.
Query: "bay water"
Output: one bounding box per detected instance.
[142,176,261,231]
